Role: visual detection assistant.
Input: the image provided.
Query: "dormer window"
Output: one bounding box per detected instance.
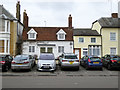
[56,29,66,40]
[29,33,35,38]
[27,28,37,40]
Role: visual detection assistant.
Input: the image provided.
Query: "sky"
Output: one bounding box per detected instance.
[0,0,119,28]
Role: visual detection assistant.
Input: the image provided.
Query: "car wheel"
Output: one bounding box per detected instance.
[75,66,79,71]
[85,65,89,70]
[29,67,32,71]
[61,66,64,71]
[11,69,16,72]
[107,64,112,70]
[4,66,9,72]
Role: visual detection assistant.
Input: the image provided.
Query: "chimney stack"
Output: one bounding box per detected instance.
[23,10,29,29]
[68,14,72,29]
[111,13,118,18]
[16,1,21,21]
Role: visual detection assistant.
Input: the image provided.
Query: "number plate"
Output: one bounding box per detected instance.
[69,61,74,64]
[93,62,99,64]
[43,66,49,68]
[17,64,22,65]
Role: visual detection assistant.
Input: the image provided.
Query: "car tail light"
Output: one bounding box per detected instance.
[0,61,5,64]
[11,61,16,64]
[75,60,79,62]
[111,60,117,63]
[62,60,67,62]
[101,60,102,62]
[88,59,91,63]
[24,61,29,64]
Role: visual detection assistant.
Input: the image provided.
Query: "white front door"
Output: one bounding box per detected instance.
[75,49,79,60]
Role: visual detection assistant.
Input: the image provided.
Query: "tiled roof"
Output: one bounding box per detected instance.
[22,27,73,41]
[73,28,101,36]
[94,17,120,28]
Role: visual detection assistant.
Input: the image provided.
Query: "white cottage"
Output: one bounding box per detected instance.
[22,15,73,59]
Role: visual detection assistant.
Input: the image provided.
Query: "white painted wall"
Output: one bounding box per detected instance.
[22,41,73,59]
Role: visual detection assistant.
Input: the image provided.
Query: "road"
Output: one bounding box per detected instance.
[1,65,119,88]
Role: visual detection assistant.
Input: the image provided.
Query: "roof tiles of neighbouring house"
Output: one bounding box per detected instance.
[73,28,101,36]
[94,17,120,28]
[22,27,73,41]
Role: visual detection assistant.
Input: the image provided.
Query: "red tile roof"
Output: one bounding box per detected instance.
[22,27,73,41]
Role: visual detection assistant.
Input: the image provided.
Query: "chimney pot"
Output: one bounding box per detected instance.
[111,13,118,18]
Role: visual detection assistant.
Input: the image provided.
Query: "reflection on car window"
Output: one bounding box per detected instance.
[40,55,54,60]
[65,55,77,59]
[90,57,100,61]
[14,55,28,60]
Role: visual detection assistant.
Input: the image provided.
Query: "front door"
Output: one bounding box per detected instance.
[75,50,79,60]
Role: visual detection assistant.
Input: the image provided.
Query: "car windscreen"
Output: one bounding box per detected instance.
[90,57,101,61]
[65,55,77,59]
[40,55,54,60]
[0,57,5,61]
[14,56,28,60]
[112,56,120,60]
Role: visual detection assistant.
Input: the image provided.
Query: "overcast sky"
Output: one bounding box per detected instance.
[0,0,119,28]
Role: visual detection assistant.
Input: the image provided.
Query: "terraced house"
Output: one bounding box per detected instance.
[0,2,23,56]
[73,28,102,60]
[22,13,73,59]
[92,13,120,56]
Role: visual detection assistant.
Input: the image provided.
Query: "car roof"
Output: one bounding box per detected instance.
[15,54,29,57]
[87,55,100,58]
[63,53,76,56]
[40,53,54,55]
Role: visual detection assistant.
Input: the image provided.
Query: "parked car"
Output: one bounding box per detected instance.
[0,55,13,71]
[102,55,120,70]
[37,53,56,71]
[80,55,102,70]
[59,53,80,70]
[11,55,35,71]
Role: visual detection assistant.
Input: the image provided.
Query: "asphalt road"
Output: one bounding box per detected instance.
[2,75,118,88]
[1,65,119,88]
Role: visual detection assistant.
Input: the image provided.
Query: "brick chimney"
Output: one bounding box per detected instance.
[16,1,21,21]
[23,10,29,29]
[68,14,72,29]
[111,13,118,18]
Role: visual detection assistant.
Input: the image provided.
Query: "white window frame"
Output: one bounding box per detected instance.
[79,38,84,43]
[110,48,116,55]
[29,46,35,53]
[58,46,64,53]
[91,38,96,43]
[28,33,36,40]
[83,48,88,56]
[110,32,116,41]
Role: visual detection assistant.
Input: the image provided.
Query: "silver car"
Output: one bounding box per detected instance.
[11,55,35,71]
[37,53,56,71]
[59,53,80,70]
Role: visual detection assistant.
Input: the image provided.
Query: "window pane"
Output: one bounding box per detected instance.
[30,33,35,38]
[40,47,45,53]
[79,38,84,42]
[110,48,116,55]
[91,38,96,43]
[58,46,64,53]
[47,47,53,53]
[29,46,31,52]
[32,46,35,52]
[0,40,4,53]
[110,33,116,41]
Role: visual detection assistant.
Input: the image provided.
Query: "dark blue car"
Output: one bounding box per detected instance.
[80,55,102,70]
